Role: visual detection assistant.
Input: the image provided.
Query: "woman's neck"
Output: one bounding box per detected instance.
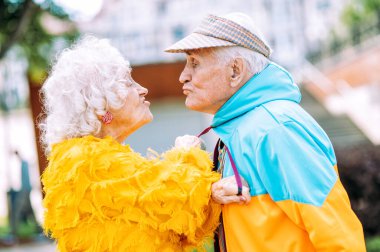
[98,126,130,143]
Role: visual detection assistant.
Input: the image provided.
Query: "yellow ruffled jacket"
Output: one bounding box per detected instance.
[42,136,221,252]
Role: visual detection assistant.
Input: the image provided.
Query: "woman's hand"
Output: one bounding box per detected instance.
[211,175,251,205]
[175,135,206,150]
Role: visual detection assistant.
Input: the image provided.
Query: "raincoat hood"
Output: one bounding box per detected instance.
[212,63,301,127]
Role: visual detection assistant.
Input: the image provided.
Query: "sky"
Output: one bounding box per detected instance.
[53,0,104,21]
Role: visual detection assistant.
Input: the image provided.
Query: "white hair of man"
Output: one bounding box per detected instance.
[39,36,130,152]
[210,46,269,76]
[210,12,271,76]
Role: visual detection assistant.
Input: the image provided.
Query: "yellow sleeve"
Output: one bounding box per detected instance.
[42,137,221,252]
[276,179,366,252]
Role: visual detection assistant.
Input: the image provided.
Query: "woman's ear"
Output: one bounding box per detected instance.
[230,57,248,88]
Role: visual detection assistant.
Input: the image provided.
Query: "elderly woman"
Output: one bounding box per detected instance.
[39,36,225,251]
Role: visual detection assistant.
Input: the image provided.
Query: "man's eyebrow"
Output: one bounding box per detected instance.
[186,49,202,56]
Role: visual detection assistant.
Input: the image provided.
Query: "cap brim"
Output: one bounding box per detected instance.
[164,32,235,53]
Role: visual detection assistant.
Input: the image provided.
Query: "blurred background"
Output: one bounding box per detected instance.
[0,0,379,251]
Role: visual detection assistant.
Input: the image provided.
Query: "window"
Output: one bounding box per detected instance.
[157,1,167,16]
[172,25,185,40]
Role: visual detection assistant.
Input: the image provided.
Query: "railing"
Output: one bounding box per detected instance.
[300,54,380,145]
[307,24,380,64]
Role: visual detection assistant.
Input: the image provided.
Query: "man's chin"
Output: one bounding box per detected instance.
[185,100,200,112]
[185,102,212,114]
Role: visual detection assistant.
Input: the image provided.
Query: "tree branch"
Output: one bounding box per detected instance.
[0,0,38,60]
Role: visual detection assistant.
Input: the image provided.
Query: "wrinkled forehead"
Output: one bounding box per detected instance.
[186,48,214,56]
[185,48,219,62]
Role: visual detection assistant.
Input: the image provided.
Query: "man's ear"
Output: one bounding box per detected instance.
[230,57,248,88]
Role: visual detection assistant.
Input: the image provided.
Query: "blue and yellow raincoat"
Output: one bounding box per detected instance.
[212,63,366,251]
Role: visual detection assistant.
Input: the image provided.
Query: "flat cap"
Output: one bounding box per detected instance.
[165,13,272,58]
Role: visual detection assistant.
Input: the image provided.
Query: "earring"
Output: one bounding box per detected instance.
[102,111,113,124]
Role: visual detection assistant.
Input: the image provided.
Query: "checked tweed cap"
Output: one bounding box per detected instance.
[165,13,272,58]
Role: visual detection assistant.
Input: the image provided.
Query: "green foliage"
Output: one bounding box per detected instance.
[0,220,40,239]
[341,0,380,46]
[336,145,380,236]
[342,3,367,27]
[367,236,380,252]
[363,0,380,12]
[0,224,10,237]
[0,0,78,80]
[342,0,380,27]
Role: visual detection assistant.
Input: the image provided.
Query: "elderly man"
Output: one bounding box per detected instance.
[165,12,365,252]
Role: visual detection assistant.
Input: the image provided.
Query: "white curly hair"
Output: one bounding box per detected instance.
[39,36,131,152]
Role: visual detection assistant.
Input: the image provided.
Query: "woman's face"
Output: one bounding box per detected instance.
[111,74,153,140]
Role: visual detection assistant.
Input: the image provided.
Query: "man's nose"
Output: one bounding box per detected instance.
[179,66,191,84]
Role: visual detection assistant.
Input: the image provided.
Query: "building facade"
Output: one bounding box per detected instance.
[79,0,349,69]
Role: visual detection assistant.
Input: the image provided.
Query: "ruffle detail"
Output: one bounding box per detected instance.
[42,136,221,252]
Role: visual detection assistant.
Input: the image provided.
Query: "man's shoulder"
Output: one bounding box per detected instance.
[234,100,301,136]
[233,99,331,150]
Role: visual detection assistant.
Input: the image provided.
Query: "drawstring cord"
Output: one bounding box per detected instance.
[198,126,243,196]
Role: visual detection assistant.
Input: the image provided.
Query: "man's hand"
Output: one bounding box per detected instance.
[175,135,206,150]
[211,176,251,205]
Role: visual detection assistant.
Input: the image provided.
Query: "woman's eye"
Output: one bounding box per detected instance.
[118,78,133,87]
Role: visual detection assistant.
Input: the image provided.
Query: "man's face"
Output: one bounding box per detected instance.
[179,49,234,114]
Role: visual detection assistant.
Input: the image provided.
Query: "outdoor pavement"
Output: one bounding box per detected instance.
[0,241,55,252]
